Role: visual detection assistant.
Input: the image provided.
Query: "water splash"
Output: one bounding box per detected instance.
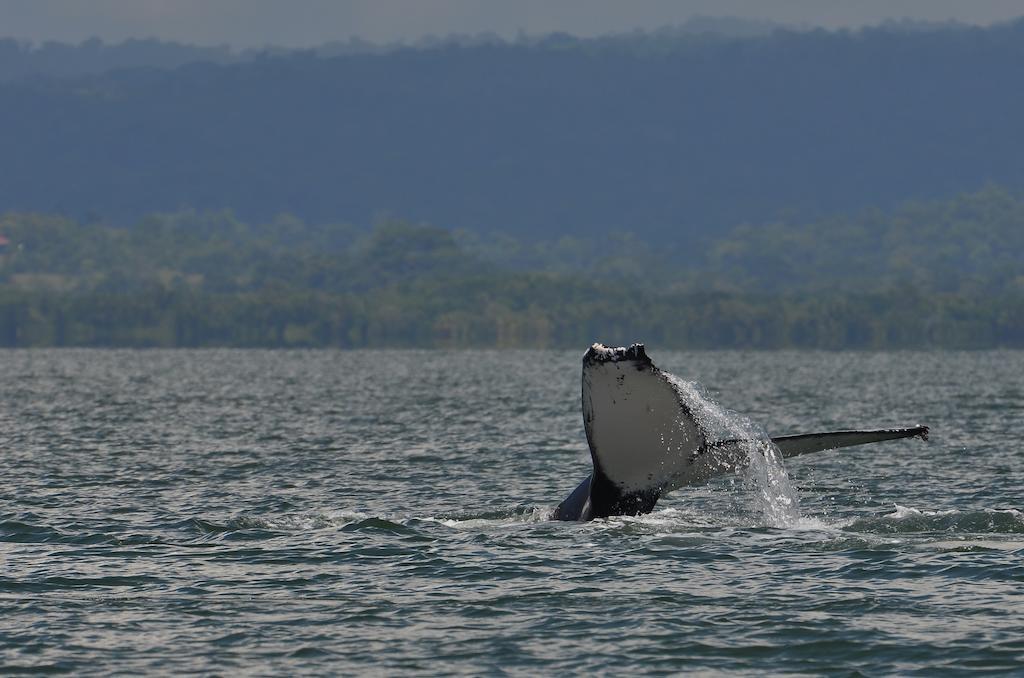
[743,438,802,527]
[666,374,802,527]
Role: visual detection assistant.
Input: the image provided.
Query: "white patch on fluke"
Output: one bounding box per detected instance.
[582,356,704,493]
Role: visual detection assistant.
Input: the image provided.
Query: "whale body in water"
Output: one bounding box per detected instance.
[554,343,929,521]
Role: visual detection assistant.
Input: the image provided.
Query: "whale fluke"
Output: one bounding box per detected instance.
[554,343,930,521]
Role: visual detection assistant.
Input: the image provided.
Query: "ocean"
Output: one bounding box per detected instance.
[2,349,1022,674]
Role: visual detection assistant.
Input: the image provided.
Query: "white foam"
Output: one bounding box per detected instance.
[425,507,552,529]
[886,504,958,519]
[230,511,372,530]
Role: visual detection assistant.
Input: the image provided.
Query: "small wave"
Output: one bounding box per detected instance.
[230,512,366,531]
[187,508,553,538]
[339,517,423,535]
[187,511,377,535]
[0,519,65,544]
[846,504,1024,534]
[595,506,721,530]
[928,539,1024,552]
[425,505,552,529]
[0,574,163,593]
[587,507,840,539]
[180,506,562,542]
[777,515,840,532]
[0,519,167,546]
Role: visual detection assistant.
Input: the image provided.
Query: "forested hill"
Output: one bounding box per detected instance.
[1,20,1023,243]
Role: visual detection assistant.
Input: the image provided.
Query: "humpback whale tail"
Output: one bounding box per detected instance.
[554,343,929,521]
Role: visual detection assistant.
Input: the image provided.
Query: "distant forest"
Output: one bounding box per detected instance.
[1,20,1024,241]
[1,188,1022,348]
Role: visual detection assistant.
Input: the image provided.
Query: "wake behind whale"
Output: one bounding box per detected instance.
[555,344,929,521]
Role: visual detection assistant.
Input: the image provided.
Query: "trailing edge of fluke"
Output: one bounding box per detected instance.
[553,343,929,521]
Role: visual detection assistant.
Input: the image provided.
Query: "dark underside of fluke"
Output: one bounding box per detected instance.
[553,343,929,521]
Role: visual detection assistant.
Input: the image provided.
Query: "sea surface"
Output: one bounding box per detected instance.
[1,349,1022,674]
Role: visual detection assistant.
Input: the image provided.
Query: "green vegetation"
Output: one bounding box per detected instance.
[0,187,1021,349]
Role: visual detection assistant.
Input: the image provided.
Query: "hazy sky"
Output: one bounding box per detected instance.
[2,0,1023,47]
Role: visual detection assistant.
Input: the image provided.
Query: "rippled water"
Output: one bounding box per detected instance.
[2,349,1022,674]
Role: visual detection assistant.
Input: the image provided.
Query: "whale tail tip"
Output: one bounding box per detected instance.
[584,342,651,366]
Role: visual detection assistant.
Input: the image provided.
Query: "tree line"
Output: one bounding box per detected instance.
[0,188,1021,349]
